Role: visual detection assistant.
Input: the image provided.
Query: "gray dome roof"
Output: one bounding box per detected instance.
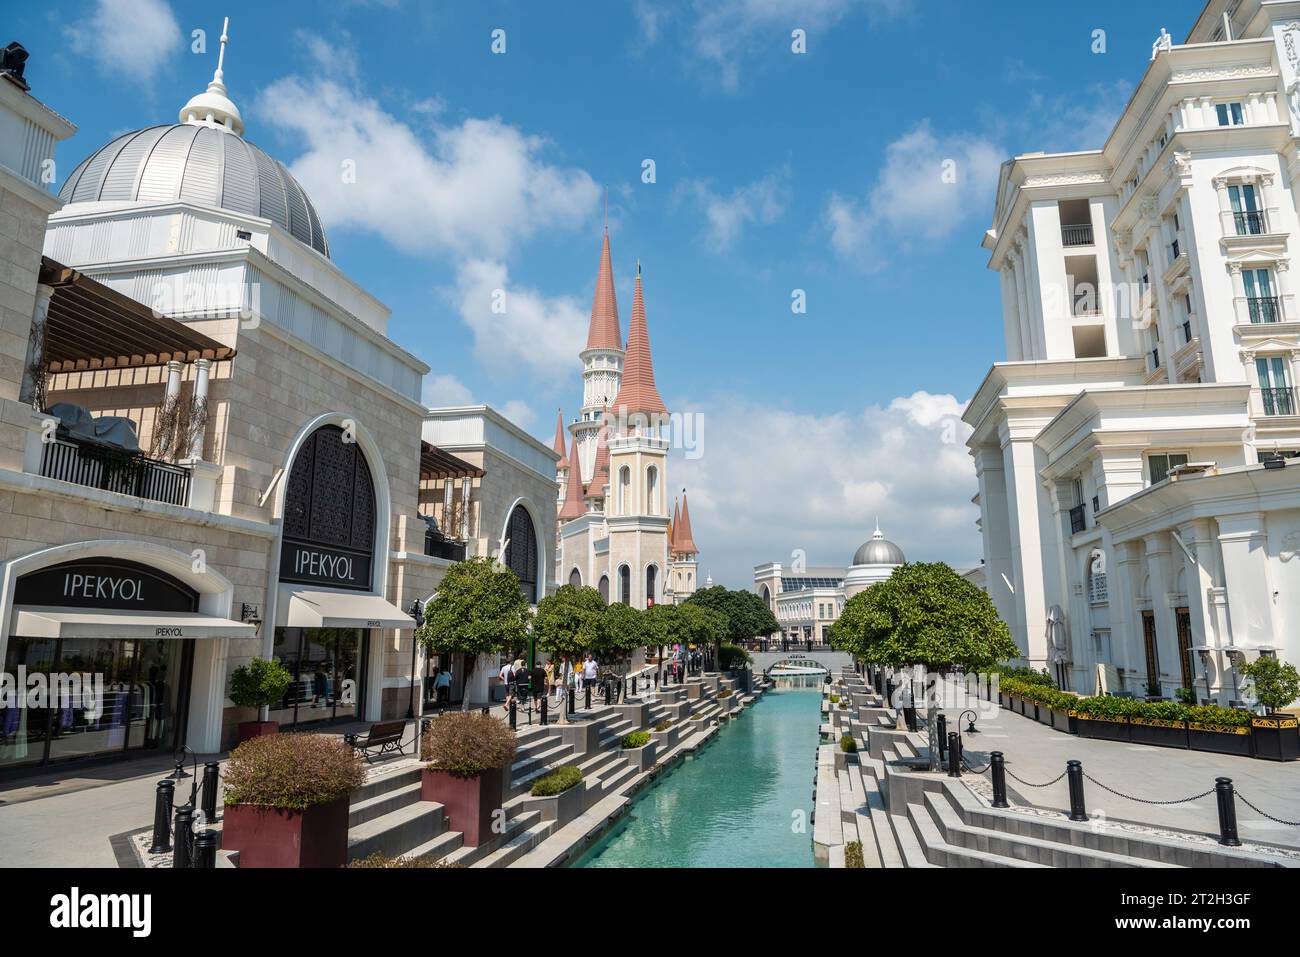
[852,526,905,566]
[58,125,330,258]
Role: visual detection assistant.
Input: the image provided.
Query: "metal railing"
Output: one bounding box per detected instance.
[424,530,467,561]
[1168,239,1182,261]
[1261,387,1298,417]
[40,437,191,506]
[1149,347,1161,371]
[1233,210,1266,235]
[1060,223,1093,247]
[1247,296,1281,323]
[1182,319,1193,344]
[1068,504,1087,534]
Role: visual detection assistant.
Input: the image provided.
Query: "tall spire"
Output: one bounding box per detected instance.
[179,17,244,135]
[611,263,667,418]
[558,432,585,520]
[585,230,622,351]
[585,402,612,499]
[676,489,698,555]
[551,408,567,462]
[670,497,681,553]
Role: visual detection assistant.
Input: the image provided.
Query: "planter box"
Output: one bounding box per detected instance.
[1187,723,1252,757]
[221,796,348,868]
[235,720,279,744]
[620,741,657,773]
[421,766,504,847]
[1051,708,1076,734]
[526,781,584,827]
[1034,704,1052,727]
[1074,714,1130,742]
[650,725,680,751]
[1251,716,1300,762]
[999,692,1011,710]
[1129,717,1189,750]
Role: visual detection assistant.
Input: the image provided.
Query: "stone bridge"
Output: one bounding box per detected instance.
[750,650,853,675]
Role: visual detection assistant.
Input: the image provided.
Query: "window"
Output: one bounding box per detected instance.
[645,465,658,515]
[1148,452,1189,484]
[1091,629,1113,664]
[618,565,630,604]
[569,567,582,588]
[617,465,630,515]
[1243,268,1278,323]
[1088,570,1108,604]
[1228,183,1263,235]
[645,564,657,605]
[1216,102,1245,126]
[503,505,539,602]
[1257,356,1295,415]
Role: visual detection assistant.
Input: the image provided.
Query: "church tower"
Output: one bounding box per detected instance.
[571,228,623,489]
[669,489,699,600]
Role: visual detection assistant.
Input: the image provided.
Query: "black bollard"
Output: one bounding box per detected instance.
[1215,777,1241,847]
[200,762,220,823]
[946,732,961,778]
[585,684,592,711]
[149,780,175,854]
[937,713,947,757]
[990,752,1009,807]
[509,699,517,731]
[540,696,548,726]
[191,829,218,869]
[568,687,576,715]
[655,669,660,688]
[1066,760,1088,821]
[172,805,194,868]
[632,676,638,696]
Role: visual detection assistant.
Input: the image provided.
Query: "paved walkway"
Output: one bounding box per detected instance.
[930,684,1300,848]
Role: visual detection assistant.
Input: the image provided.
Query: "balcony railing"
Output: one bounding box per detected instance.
[1150,347,1161,371]
[1182,319,1193,344]
[1168,239,1182,261]
[40,437,191,506]
[424,530,467,561]
[1261,387,1298,417]
[1233,210,1266,235]
[1061,223,1094,247]
[1247,296,1281,323]
[1068,504,1087,534]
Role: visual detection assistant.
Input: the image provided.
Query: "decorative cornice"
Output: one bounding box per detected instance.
[1021,171,1111,188]
[1168,64,1275,83]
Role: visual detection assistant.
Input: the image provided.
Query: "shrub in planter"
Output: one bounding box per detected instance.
[620,730,651,749]
[1128,700,1190,749]
[1072,695,1136,742]
[528,764,585,825]
[839,734,857,754]
[1239,657,1300,761]
[829,693,841,704]
[228,657,292,742]
[716,689,733,699]
[221,733,365,868]
[1175,687,1196,705]
[844,841,865,869]
[420,711,518,847]
[653,718,673,732]
[1186,705,1253,756]
[530,765,583,797]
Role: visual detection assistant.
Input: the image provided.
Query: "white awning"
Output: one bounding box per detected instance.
[276,586,415,630]
[12,606,255,640]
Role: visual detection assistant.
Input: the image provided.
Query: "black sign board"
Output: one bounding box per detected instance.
[15,559,199,612]
[279,542,372,591]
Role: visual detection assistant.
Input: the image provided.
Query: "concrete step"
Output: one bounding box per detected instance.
[349,765,422,806]
[908,800,1047,868]
[510,741,574,778]
[405,827,464,863]
[347,800,446,861]
[887,809,938,868]
[349,779,422,828]
[470,812,554,868]
[596,762,638,796]
[441,810,536,867]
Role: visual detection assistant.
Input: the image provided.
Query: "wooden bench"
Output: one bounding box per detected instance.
[343,720,407,762]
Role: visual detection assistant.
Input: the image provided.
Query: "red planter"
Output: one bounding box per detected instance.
[421,767,504,847]
[236,721,279,744]
[221,797,349,868]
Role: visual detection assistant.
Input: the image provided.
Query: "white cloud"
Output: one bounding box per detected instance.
[66,0,181,83]
[671,390,979,588]
[422,373,475,408]
[255,77,599,261]
[500,400,537,431]
[826,121,1003,266]
[452,259,588,383]
[683,169,790,250]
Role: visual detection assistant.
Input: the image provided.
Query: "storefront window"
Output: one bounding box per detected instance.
[270,628,365,727]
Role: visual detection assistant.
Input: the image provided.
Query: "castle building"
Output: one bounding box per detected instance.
[554,229,698,606]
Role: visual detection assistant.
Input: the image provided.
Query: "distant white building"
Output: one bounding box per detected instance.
[965,0,1300,703]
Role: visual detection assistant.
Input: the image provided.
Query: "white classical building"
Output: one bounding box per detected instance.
[965,0,1300,703]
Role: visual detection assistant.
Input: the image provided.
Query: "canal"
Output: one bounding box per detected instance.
[571,677,825,868]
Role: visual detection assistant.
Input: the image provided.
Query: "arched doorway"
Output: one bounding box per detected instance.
[618,564,631,604]
[504,504,539,602]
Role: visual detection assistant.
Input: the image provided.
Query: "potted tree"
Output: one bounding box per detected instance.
[1239,656,1300,761]
[228,657,292,743]
[420,710,517,846]
[221,733,364,868]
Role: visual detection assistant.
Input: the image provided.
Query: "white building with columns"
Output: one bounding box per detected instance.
[966,0,1300,705]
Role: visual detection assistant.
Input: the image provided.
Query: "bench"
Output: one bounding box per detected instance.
[343,720,407,762]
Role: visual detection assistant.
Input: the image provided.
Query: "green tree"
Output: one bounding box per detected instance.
[684,586,779,646]
[678,602,729,655]
[600,602,649,676]
[829,562,1017,770]
[534,584,607,661]
[643,602,686,660]
[1238,656,1300,713]
[416,557,532,710]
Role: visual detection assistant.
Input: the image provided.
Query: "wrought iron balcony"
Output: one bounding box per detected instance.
[1233,210,1266,235]
[1247,296,1281,323]
[40,437,191,506]
[424,530,467,561]
[1261,387,1298,417]
[1068,504,1087,534]
[1060,223,1094,247]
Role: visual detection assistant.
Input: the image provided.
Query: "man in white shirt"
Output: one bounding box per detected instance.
[500,659,515,713]
[583,654,598,688]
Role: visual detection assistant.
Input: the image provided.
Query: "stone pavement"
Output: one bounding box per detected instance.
[929,683,1300,848]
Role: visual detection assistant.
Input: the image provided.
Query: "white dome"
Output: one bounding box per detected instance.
[851,522,905,567]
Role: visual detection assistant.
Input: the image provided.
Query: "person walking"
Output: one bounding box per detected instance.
[435,666,451,707]
[553,657,568,705]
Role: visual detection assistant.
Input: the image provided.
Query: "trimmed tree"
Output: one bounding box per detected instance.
[601,602,649,677]
[644,602,687,664]
[828,562,1017,771]
[1238,656,1300,713]
[684,586,778,662]
[416,557,532,710]
[534,584,607,661]
[677,602,729,664]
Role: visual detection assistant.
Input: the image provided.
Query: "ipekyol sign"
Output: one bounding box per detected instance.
[14,560,199,612]
[279,541,371,591]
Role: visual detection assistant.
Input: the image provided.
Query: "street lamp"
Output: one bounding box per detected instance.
[406,598,425,719]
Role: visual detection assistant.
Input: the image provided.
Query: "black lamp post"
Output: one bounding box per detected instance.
[406,599,425,720]
[170,745,201,808]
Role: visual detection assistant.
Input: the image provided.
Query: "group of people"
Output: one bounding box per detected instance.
[498,653,601,715]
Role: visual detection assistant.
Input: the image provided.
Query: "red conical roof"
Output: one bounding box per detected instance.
[611,264,667,418]
[558,433,585,520]
[670,498,681,553]
[586,231,622,352]
[552,408,567,463]
[585,407,612,499]
[676,490,698,554]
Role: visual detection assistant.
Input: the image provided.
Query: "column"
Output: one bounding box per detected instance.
[188,357,211,459]
[1198,95,1214,126]
[1000,265,1023,360]
[1110,541,1142,681]
[18,284,54,407]
[1258,172,1280,232]
[1142,533,1180,696]
[1277,258,1294,321]
[1012,240,1037,360]
[1217,513,1277,650]
[1177,519,1220,700]
[1212,176,1232,237]
[1002,429,1049,666]
[459,476,472,540]
[1228,262,1246,325]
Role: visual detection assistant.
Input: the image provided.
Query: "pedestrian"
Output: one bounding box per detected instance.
[553,657,568,705]
[544,659,555,704]
[435,665,451,706]
[583,652,598,689]
[500,658,518,714]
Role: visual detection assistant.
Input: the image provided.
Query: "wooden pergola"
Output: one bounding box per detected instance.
[38,257,236,373]
[419,441,484,480]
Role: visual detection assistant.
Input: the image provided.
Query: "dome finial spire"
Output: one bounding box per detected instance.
[213,16,230,85]
[179,16,244,136]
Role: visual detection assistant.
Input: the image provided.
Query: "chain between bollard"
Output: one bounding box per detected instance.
[1080,771,1215,806]
[1003,767,1068,788]
[1234,791,1300,827]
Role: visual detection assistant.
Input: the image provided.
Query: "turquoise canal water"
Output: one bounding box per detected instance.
[571,679,824,868]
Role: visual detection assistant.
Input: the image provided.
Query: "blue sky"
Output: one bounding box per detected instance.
[13,0,1198,587]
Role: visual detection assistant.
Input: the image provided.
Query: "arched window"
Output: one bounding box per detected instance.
[645,564,657,605]
[762,584,772,609]
[569,567,582,588]
[618,564,631,604]
[598,575,610,603]
[617,466,631,515]
[645,465,658,515]
[503,504,539,602]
